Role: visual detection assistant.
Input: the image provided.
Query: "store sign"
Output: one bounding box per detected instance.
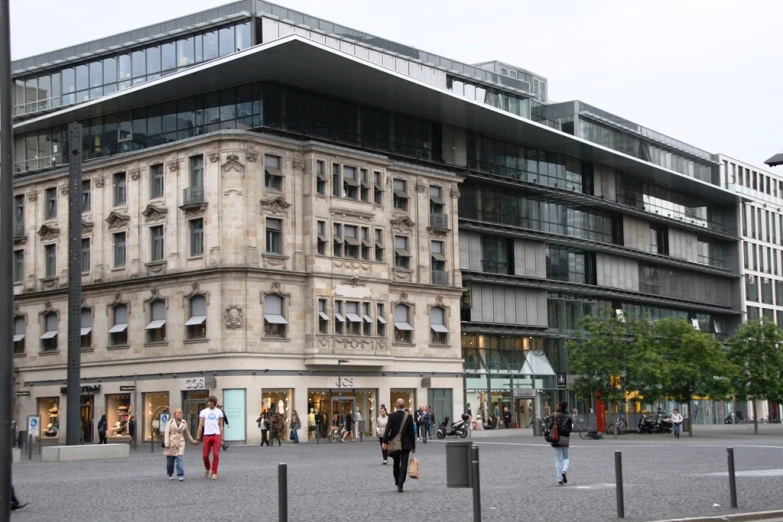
[60,385,101,395]
[421,378,431,388]
[119,385,135,392]
[181,377,217,390]
[513,388,536,398]
[27,415,41,437]
[16,391,30,397]
[335,377,354,388]
[556,374,567,389]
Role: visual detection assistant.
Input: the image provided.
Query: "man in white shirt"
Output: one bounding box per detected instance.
[197,395,224,479]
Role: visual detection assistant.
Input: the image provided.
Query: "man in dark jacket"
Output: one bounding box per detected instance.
[218,405,230,450]
[382,398,416,492]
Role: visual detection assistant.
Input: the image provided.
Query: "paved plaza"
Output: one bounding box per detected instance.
[10,425,783,522]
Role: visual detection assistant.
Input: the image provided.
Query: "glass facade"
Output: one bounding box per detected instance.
[546,246,595,284]
[447,76,530,118]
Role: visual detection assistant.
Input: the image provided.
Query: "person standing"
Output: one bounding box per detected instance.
[97,414,108,444]
[671,409,683,439]
[128,415,136,447]
[290,410,301,443]
[503,406,513,429]
[415,406,424,441]
[382,398,416,493]
[164,408,198,481]
[376,406,389,464]
[420,406,430,443]
[342,410,355,443]
[197,395,224,480]
[269,410,282,446]
[218,404,230,451]
[256,411,269,446]
[546,401,573,486]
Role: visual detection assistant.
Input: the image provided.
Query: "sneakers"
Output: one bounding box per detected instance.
[383,460,388,465]
[211,473,218,480]
[563,471,568,484]
[558,481,563,486]
[168,475,174,480]
[179,476,184,481]
[204,470,209,478]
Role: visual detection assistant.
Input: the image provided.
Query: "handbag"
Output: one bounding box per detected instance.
[544,413,560,444]
[408,456,420,479]
[387,412,409,455]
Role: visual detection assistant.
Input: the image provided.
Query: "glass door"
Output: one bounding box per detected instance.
[184,400,207,436]
[80,395,94,443]
[330,397,355,432]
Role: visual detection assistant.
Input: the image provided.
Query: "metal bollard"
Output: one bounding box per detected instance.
[278,463,288,522]
[727,448,738,508]
[28,435,31,460]
[615,451,625,518]
[471,445,481,522]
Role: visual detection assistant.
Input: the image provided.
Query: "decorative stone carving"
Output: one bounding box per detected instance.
[44,301,54,312]
[335,338,373,350]
[142,204,168,223]
[246,152,257,163]
[260,195,291,216]
[436,295,444,306]
[429,229,449,239]
[293,160,305,171]
[224,305,243,329]
[400,292,409,302]
[129,169,140,181]
[347,276,363,287]
[332,260,372,272]
[81,221,94,235]
[450,186,460,199]
[37,224,60,241]
[60,185,69,195]
[416,183,427,193]
[106,211,130,230]
[94,177,105,188]
[14,304,20,315]
[262,255,288,269]
[167,160,179,172]
[208,152,220,163]
[182,203,208,217]
[144,262,166,276]
[330,209,374,224]
[40,278,57,290]
[318,337,329,348]
[222,153,244,173]
[27,192,38,202]
[390,216,415,234]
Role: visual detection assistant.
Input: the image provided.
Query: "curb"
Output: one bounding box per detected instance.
[654,510,783,522]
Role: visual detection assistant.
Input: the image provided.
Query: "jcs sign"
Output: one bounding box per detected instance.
[335,377,354,388]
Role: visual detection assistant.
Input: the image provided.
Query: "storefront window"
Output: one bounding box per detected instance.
[105,394,131,438]
[262,388,294,440]
[354,389,376,436]
[143,392,169,442]
[223,389,246,442]
[38,397,60,438]
[390,389,415,412]
[308,390,330,439]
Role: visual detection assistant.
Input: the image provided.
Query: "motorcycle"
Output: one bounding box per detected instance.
[724,415,733,424]
[436,414,469,439]
[654,411,673,433]
[637,414,655,434]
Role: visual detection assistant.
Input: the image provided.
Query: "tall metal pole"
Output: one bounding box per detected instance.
[337,361,342,428]
[0,0,15,517]
[65,123,83,446]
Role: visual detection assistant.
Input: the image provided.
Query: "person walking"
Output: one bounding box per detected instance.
[671,409,683,439]
[503,406,513,429]
[546,401,573,486]
[341,410,356,442]
[197,395,224,480]
[256,411,269,446]
[164,408,198,481]
[11,486,27,511]
[415,405,424,441]
[290,410,301,443]
[382,398,416,493]
[128,415,136,447]
[97,414,108,444]
[421,406,430,443]
[376,406,389,464]
[218,404,230,451]
[269,410,282,446]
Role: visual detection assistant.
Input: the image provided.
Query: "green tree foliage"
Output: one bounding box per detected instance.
[727,319,783,435]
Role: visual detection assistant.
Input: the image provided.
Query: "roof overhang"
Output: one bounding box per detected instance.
[765,153,783,168]
[15,35,740,205]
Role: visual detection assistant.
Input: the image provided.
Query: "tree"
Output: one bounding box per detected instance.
[653,318,734,437]
[568,311,660,438]
[727,319,783,435]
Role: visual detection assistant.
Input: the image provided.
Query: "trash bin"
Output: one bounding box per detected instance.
[358,420,366,441]
[533,418,543,437]
[445,441,473,488]
[683,417,690,433]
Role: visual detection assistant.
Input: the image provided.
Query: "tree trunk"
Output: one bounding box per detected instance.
[753,400,759,435]
[613,401,618,439]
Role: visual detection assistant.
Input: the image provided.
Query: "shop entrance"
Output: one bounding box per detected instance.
[80,395,94,443]
[330,397,355,429]
[515,398,533,428]
[183,390,209,436]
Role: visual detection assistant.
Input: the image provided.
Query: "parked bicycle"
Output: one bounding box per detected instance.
[328,424,346,443]
[606,414,627,435]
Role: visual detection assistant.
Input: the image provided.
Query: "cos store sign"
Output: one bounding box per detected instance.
[180,377,217,390]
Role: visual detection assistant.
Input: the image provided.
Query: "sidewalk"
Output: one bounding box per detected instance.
[465,422,783,439]
[655,510,783,522]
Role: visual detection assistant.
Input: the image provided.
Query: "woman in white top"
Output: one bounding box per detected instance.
[671,409,683,439]
[376,406,389,465]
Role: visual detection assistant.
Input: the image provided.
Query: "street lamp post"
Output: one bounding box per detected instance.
[337,359,349,429]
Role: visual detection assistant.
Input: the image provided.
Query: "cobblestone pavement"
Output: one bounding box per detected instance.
[11,429,783,522]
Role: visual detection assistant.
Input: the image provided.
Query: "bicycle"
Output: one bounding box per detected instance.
[579,427,600,440]
[328,424,346,443]
[606,414,627,435]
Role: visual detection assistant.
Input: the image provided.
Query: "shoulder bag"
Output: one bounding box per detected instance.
[387,412,410,455]
[544,412,560,444]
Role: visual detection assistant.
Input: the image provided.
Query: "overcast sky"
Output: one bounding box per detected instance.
[10,0,783,171]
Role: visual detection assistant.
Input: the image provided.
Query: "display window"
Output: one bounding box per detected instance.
[37,397,59,438]
[262,388,294,440]
[390,389,416,412]
[142,392,169,441]
[105,394,131,437]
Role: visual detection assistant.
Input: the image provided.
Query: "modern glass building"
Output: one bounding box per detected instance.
[11,0,743,433]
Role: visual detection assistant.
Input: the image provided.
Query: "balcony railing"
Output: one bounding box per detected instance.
[14,222,25,237]
[430,212,449,230]
[183,186,205,206]
[432,270,450,286]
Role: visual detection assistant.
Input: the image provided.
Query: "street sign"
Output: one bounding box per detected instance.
[159,413,170,433]
[27,415,41,437]
[556,373,567,389]
[16,391,30,396]
[120,385,135,391]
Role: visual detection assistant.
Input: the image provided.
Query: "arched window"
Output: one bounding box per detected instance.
[13,317,25,355]
[80,308,92,349]
[430,307,448,345]
[40,312,58,352]
[264,294,287,338]
[109,304,128,346]
[186,295,207,339]
[146,299,166,342]
[393,304,412,343]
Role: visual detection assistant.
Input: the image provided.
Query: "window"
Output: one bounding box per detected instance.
[190,155,204,187]
[14,194,24,233]
[146,300,166,342]
[362,302,373,336]
[361,227,371,260]
[650,224,669,255]
[186,295,207,339]
[393,304,412,343]
[335,301,345,334]
[343,166,358,199]
[316,160,326,195]
[150,164,164,199]
[332,163,341,197]
[113,232,126,267]
[266,218,282,254]
[374,229,384,262]
[40,312,58,352]
[264,294,287,337]
[746,276,758,302]
[317,221,327,255]
[376,303,386,337]
[82,180,91,212]
[333,224,343,257]
[13,316,25,355]
[44,244,56,277]
[762,278,774,304]
[45,187,57,219]
[393,179,408,211]
[359,169,371,202]
[394,236,410,269]
[114,172,126,206]
[150,226,164,262]
[342,301,361,335]
[109,304,128,346]
[81,238,90,273]
[430,306,448,344]
[373,171,384,205]
[318,299,329,334]
[431,240,446,283]
[80,308,92,349]
[430,186,444,215]
[190,219,204,257]
[343,225,359,258]
[13,250,23,283]
[264,155,283,190]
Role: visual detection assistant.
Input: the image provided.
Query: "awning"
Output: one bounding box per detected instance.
[13,334,25,342]
[344,237,361,246]
[431,324,449,333]
[265,166,283,177]
[360,179,372,188]
[346,313,363,323]
[394,322,413,331]
[765,153,783,167]
[264,314,288,324]
[431,253,446,262]
[374,183,384,191]
[316,172,328,181]
[524,351,556,376]
[430,196,445,205]
[317,234,327,242]
[185,315,207,326]
[80,327,92,336]
[393,190,409,199]
[363,314,373,323]
[362,239,373,247]
[319,312,330,321]
[108,323,128,333]
[39,330,58,340]
[335,313,346,322]
[343,177,359,187]
[377,316,387,324]
[395,248,410,256]
[145,319,166,330]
